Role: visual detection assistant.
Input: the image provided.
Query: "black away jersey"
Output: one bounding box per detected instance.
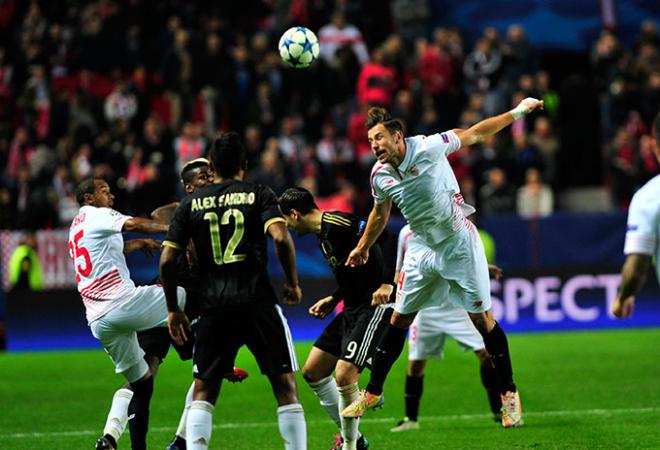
[165,180,284,310]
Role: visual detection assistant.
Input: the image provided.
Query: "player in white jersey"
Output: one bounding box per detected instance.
[341,99,544,428]
[69,178,186,450]
[612,114,660,319]
[390,225,503,432]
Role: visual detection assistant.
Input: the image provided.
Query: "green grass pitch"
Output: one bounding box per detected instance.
[1,328,659,449]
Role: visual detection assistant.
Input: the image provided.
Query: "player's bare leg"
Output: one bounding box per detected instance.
[268,372,307,450]
[342,311,416,418]
[469,310,522,428]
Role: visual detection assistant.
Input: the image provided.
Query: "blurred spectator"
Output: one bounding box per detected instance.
[463,38,501,94]
[249,139,291,195]
[637,134,659,185]
[535,71,559,121]
[516,168,553,218]
[478,167,516,216]
[512,133,544,184]
[608,126,636,208]
[391,0,429,48]
[356,47,397,107]
[8,234,44,292]
[0,188,14,229]
[173,122,206,176]
[316,121,354,183]
[529,117,559,182]
[104,80,138,123]
[318,11,369,66]
[500,25,537,90]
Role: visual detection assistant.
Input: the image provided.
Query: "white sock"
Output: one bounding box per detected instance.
[103,388,134,442]
[307,376,341,428]
[175,381,195,438]
[277,403,307,450]
[186,400,214,450]
[338,383,360,450]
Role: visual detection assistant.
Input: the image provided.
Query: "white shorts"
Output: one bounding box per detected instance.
[395,229,491,315]
[408,304,485,360]
[89,285,186,379]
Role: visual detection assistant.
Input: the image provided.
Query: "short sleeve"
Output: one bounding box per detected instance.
[164,197,191,251]
[259,185,286,234]
[427,130,462,156]
[97,208,131,234]
[370,165,389,204]
[624,192,659,256]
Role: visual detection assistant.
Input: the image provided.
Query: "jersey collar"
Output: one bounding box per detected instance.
[397,138,413,173]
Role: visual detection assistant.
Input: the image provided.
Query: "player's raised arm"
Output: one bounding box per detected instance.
[268,220,302,305]
[122,217,169,234]
[454,97,544,148]
[346,198,392,267]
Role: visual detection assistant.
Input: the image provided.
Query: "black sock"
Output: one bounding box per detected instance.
[481,323,516,394]
[128,376,154,450]
[404,375,423,421]
[366,324,408,396]
[103,434,117,449]
[479,363,502,415]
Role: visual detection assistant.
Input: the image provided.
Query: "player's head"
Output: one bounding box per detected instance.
[180,158,213,194]
[366,106,406,166]
[278,187,320,236]
[209,132,247,180]
[75,178,114,208]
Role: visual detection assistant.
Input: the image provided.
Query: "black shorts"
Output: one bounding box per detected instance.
[137,326,194,362]
[193,302,298,381]
[314,303,393,370]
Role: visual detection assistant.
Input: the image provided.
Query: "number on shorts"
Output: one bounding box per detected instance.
[204,209,247,265]
[345,341,358,359]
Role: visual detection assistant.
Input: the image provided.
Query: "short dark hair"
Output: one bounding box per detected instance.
[278,187,319,215]
[75,177,100,205]
[180,158,210,184]
[209,132,246,178]
[366,106,404,134]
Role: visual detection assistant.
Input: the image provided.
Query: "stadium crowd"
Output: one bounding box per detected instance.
[0,0,657,230]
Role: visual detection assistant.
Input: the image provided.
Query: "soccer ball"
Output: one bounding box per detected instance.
[278,26,320,69]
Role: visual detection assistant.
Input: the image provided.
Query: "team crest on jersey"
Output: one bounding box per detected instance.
[408,165,419,176]
[473,300,483,309]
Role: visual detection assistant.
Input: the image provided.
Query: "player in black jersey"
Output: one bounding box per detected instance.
[278,187,397,450]
[161,133,307,450]
[96,159,247,450]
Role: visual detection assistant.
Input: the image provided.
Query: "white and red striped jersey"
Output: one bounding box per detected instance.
[396,224,413,273]
[68,205,136,324]
[371,131,476,247]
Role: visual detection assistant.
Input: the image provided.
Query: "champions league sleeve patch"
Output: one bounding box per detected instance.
[627,224,638,231]
[440,133,449,143]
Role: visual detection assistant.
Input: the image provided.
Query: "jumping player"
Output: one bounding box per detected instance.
[341,99,544,428]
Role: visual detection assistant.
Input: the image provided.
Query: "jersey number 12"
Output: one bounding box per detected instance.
[204,209,247,265]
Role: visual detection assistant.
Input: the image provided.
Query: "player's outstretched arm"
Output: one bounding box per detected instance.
[454,97,544,148]
[346,198,392,267]
[123,217,169,235]
[268,221,302,305]
[612,254,651,319]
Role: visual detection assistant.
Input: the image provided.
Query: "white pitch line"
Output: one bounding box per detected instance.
[2,407,659,440]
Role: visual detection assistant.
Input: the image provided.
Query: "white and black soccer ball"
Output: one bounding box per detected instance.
[278,26,320,69]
